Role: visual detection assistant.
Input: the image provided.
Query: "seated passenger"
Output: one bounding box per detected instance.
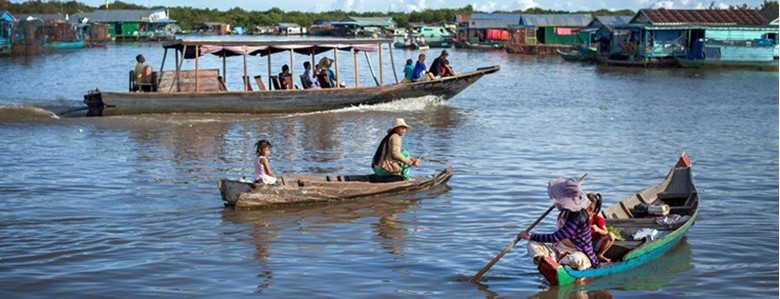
[428,49,450,79]
[254,139,277,185]
[278,64,292,90]
[318,57,337,88]
[371,118,422,180]
[587,193,616,263]
[402,59,414,83]
[412,53,431,82]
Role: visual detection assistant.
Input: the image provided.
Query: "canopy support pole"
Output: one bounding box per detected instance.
[289,49,294,89]
[364,51,379,86]
[195,45,200,93]
[243,54,249,91]
[378,43,384,85]
[222,51,227,85]
[175,45,186,92]
[334,48,340,88]
[158,48,167,87]
[388,42,398,84]
[267,49,272,90]
[353,50,359,88]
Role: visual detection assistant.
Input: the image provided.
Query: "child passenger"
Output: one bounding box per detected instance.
[587,193,616,262]
[254,139,277,185]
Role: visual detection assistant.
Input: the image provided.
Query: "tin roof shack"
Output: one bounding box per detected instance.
[610,9,776,66]
[11,17,44,56]
[192,22,230,35]
[0,11,15,55]
[275,23,305,35]
[343,16,395,37]
[454,13,519,49]
[580,16,632,55]
[759,6,779,58]
[506,14,592,54]
[72,9,175,41]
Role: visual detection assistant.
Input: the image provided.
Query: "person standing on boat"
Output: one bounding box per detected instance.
[517,178,601,270]
[371,118,422,180]
[254,140,277,185]
[412,53,431,82]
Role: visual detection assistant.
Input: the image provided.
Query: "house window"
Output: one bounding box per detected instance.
[764,33,778,45]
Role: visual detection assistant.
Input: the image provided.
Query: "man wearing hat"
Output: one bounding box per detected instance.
[517,178,601,277]
[371,118,422,180]
[428,49,450,79]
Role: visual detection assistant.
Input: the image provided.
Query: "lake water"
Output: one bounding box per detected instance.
[0,40,777,298]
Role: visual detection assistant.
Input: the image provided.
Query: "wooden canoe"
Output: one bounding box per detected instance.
[218,167,453,209]
[538,152,698,286]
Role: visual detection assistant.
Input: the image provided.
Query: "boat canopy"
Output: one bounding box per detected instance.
[162,38,395,59]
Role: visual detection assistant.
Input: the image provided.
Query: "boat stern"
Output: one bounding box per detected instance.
[83,89,104,117]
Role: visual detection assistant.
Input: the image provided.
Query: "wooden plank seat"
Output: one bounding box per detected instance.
[157,69,222,93]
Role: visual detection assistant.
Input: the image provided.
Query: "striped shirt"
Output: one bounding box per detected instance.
[530,214,601,268]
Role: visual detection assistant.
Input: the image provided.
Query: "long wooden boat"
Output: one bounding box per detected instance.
[82,39,498,116]
[676,57,778,71]
[218,167,453,209]
[537,152,698,286]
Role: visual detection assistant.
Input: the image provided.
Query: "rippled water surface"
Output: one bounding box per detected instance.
[0,40,777,298]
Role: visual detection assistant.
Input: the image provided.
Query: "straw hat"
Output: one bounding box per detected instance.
[387,118,411,133]
[547,177,590,212]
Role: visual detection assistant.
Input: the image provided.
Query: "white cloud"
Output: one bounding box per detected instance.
[475,1,498,11]
[657,1,675,8]
[516,0,540,10]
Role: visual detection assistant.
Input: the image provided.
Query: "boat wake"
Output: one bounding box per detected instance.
[286,95,445,117]
[0,105,61,123]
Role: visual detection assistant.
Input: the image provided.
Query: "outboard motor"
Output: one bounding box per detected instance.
[83,89,104,117]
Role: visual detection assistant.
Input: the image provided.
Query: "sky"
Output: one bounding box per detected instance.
[12,0,770,12]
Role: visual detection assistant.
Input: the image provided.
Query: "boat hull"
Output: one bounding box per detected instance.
[84,66,499,116]
[676,57,779,70]
[218,168,454,209]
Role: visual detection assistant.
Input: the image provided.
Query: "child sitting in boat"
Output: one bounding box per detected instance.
[587,193,616,262]
[254,140,277,185]
[402,59,414,83]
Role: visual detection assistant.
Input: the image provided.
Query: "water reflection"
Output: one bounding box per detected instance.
[529,239,694,299]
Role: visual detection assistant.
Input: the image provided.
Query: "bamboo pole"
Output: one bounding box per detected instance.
[388,42,398,84]
[158,48,167,87]
[289,49,294,89]
[353,50,359,88]
[222,50,227,85]
[175,45,186,92]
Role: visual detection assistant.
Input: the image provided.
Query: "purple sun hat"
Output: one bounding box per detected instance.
[547,177,591,212]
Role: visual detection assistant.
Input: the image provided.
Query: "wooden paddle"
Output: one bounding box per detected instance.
[469,173,588,283]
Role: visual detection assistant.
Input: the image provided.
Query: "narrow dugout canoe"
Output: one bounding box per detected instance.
[537,152,698,286]
[218,167,453,209]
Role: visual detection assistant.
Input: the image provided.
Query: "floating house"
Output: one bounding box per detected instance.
[0,11,15,55]
[580,15,632,55]
[343,16,396,37]
[759,6,779,58]
[11,17,45,56]
[454,13,519,49]
[609,8,777,68]
[506,14,592,54]
[275,23,305,35]
[71,9,177,41]
[192,22,230,35]
[12,13,85,50]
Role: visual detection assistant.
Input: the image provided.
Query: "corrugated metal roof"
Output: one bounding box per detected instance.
[636,9,766,26]
[14,13,67,22]
[759,6,778,24]
[276,23,302,28]
[520,14,592,27]
[466,18,518,29]
[455,13,521,23]
[345,16,395,26]
[71,9,161,23]
[1,11,17,22]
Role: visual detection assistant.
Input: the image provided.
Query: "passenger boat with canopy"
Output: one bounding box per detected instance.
[83,38,499,116]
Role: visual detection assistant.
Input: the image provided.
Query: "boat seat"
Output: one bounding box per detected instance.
[217,76,228,91]
[270,75,282,90]
[317,73,334,88]
[243,75,253,91]
[368,174,405,183]
[254,75,266,91]
[604,240,644,261]
[300,74,312,89]
[157,69,222,93]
